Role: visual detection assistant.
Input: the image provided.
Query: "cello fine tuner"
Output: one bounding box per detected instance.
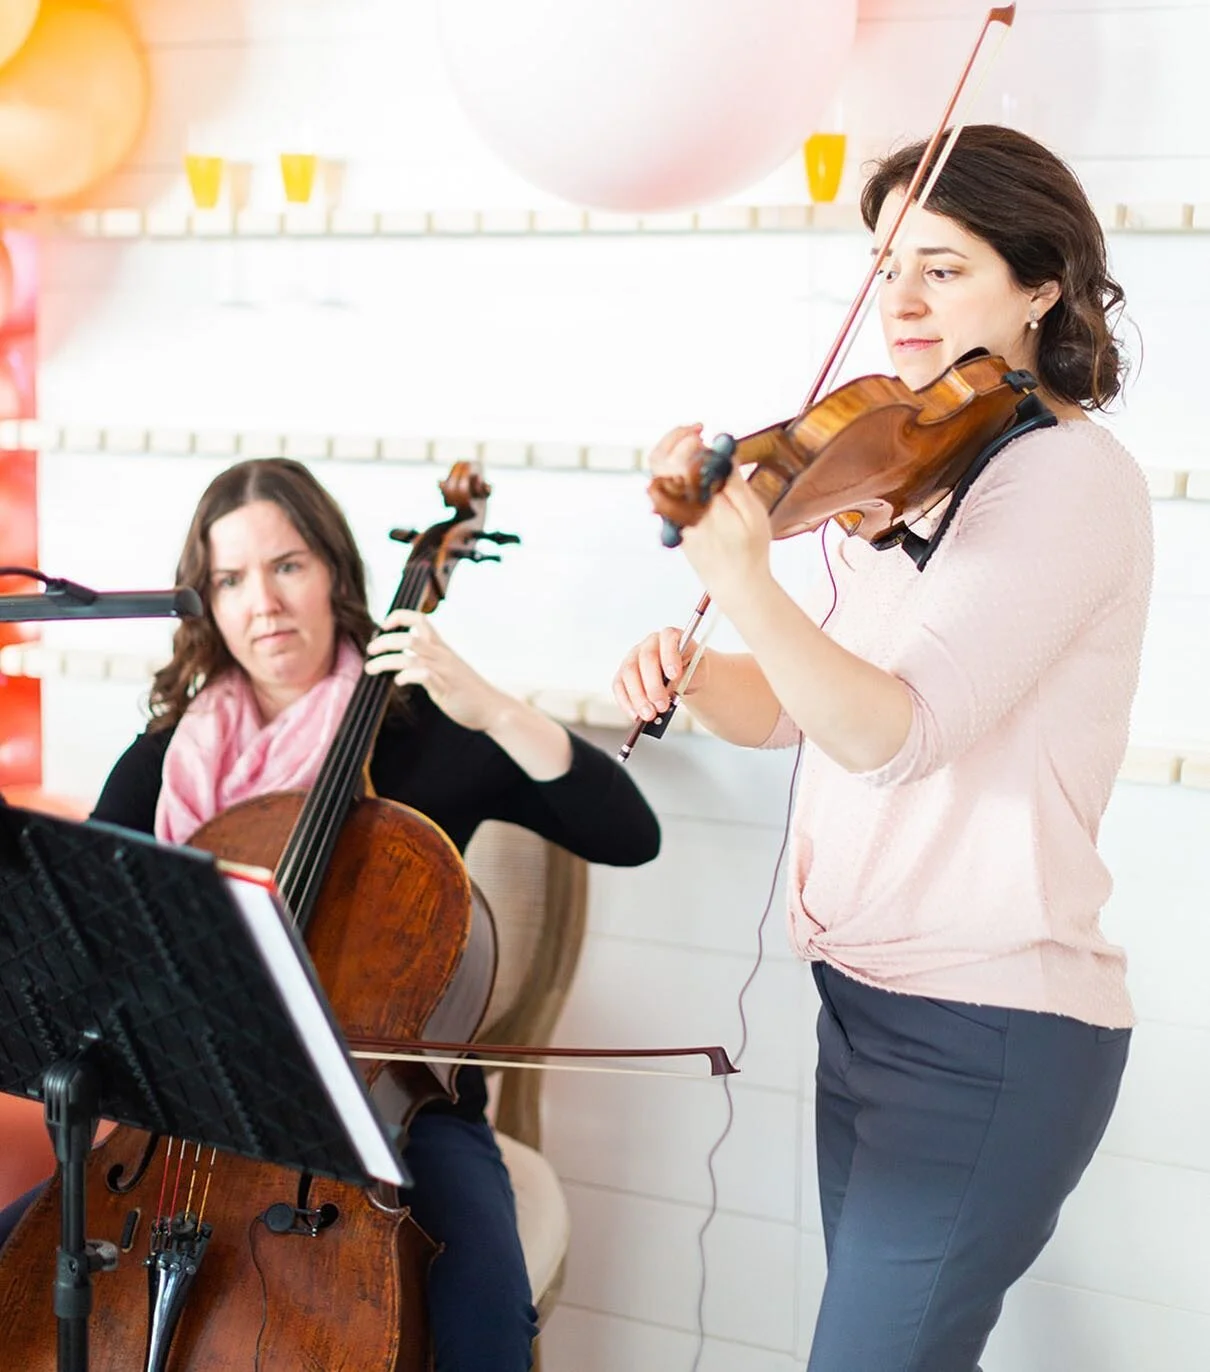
[261,1200,340,1237]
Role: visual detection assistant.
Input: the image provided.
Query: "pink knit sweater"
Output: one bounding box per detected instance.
[761,420,1153,1028]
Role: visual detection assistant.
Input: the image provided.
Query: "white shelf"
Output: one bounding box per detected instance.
[0,643,1199,770]
[6,201,1210,241]
[4,419,1207,496]
[0,419,645,474]
[0,643,701,737]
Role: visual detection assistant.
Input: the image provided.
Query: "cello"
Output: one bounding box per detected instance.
[0,462,509,1371]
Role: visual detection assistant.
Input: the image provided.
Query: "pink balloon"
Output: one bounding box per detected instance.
[438,0,856,213]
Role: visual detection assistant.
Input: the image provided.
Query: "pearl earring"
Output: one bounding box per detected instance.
[1028,308,1039,331]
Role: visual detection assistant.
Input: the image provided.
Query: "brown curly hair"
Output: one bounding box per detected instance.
[860,124,1128,410]
[149,459,379,729]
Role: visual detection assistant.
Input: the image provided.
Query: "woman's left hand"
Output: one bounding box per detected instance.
[679,467,774,609]
[364,609,507,732]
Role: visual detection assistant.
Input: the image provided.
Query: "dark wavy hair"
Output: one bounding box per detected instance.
[149,459,379,729]
[860,124,1127,410]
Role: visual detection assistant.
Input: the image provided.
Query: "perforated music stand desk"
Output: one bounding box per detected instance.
[0,803,408,1372]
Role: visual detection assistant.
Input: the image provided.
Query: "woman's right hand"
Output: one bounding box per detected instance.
[613,627,709,723]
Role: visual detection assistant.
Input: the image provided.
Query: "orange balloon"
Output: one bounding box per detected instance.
[0,0,148,202]
[0,0,39,69]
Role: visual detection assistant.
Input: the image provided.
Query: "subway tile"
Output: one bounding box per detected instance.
[545,1073,801,1224]
[557,934,808,1095]
[1100,1021,1210,1173]
[1027,1152,1210,1314]
[984,1275,1210,1372]
[795,1229,828,1363]
[542,1304,802,1372]
[560,1183,798,1349]
[1100,784,1210,1030]
[587,815,796,962]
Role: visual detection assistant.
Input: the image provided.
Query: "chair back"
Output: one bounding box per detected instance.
[464,820,588,1149]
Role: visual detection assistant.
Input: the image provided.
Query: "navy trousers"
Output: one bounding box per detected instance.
[0,1113,535,1372]
[807,961,1130,1372]
[403,1111,538,1372]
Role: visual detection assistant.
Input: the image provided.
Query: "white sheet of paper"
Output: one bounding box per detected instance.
[221,867,405,1187]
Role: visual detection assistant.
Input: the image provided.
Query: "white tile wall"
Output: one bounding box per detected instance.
[19,2,1210,1368]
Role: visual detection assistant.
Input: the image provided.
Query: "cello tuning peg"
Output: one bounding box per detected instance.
[474,530,521,546]
[389,527,419,544]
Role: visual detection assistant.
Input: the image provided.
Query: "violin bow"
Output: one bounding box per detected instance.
[348,1036,737,1080]
[814,5,1017,402]
[618,4,1018,763]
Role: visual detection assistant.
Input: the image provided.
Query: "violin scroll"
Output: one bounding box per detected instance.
[652,434,737,548]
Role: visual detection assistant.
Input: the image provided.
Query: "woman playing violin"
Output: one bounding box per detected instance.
[1,457,661,1372]
[614,125,1151,1371]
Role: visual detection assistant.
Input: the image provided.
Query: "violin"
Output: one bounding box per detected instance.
[0,462,513,1372]
[648,349,1045,549]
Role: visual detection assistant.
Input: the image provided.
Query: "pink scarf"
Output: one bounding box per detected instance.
[155,639,363,845]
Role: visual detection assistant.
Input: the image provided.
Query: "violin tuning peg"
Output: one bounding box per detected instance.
[389,527,419,544]
[660,517,684,549]
[695,433,735,499]
[476,530,521,546]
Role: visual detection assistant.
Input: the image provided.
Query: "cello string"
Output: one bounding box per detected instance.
[169,1136,188,1222]
[151,1136,178,1252]
[180,1139,203,1223]
[276,559,431,921]
[196,1146,219,1230]
[282,556,429,914]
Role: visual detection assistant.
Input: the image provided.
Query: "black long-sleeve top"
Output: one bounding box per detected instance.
[92,690,661,1120]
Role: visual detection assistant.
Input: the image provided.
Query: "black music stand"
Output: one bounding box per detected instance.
[0,804,409,1372]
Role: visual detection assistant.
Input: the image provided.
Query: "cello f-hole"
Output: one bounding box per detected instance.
[107,1132,161,1194]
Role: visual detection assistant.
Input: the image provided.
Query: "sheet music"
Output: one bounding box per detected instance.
[220,870,405,1187]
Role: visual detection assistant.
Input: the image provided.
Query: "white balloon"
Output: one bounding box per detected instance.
[437,0,857,212]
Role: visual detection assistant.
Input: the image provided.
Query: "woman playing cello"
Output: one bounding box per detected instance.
[2,457,661,1372]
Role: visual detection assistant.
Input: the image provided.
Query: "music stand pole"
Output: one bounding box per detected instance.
[43,1040,116,1372]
